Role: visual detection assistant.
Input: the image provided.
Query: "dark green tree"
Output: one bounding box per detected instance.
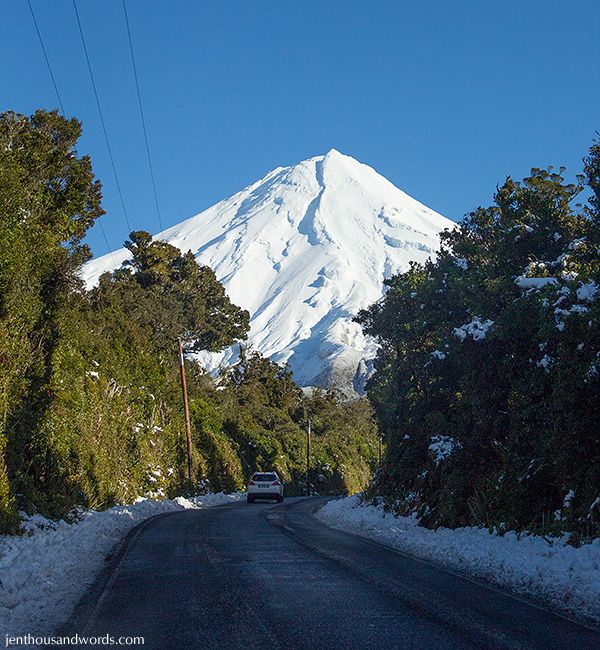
[0,110,102,530]
[98,230,250,353]
[0,109,381,532]
[358,144,600,543]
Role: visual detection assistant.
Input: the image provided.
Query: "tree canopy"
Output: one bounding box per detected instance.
[0,110,378,533]
[358,142,600,544]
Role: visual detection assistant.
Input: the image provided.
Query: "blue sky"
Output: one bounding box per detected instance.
[2,0,599,257]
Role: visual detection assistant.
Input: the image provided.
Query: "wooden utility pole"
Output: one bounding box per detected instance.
[178,337,193,488]
[306,418,311,496]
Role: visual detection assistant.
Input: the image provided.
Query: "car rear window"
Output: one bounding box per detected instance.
[252,473,277,482]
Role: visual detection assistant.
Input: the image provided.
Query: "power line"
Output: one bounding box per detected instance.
[97,223,115,263]
[122,0,165,235]
[27,0,65,114]
[72,0,133,235]
[27,0,115,265]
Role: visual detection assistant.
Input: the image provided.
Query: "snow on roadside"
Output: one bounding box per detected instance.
[317,495,600,623]
[0,493,243,636]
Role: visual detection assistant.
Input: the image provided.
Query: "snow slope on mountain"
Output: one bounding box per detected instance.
[83,149,454,391]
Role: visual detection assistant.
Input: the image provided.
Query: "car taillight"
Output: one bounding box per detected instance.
[248,480,255,486]
[272,480,280,486]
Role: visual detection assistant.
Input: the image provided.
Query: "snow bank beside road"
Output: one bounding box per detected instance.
[318,496,600,623]
[0,493,242,636]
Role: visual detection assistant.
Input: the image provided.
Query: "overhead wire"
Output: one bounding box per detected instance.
[72,0,133,235]
[27,0,65,114]
[122,0,165,236]
[27,0,115,263]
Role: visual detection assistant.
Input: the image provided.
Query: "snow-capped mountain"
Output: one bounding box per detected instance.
[83,149,454,392]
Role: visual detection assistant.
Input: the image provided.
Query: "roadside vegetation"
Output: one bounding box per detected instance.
[0,110,379,533]
[358,140,600,544]
[4,108,597,546]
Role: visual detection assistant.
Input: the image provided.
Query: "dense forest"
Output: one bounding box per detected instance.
[0,110,378,534]
[358,140,600,544]
[2,109,598,546]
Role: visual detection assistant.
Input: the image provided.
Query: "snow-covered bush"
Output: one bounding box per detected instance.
[357,142,600,543]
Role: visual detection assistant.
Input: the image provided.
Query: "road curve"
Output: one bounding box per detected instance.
[66,497,599,649]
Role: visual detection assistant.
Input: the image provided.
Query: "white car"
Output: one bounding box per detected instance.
[247,471,284,503]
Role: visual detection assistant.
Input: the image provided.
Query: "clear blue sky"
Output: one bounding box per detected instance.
[2,0,599,257]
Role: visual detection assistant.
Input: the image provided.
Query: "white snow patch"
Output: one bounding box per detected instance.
[318,496,600,622]
[561,271,578,281]
[515,276,558,290]
[0,492,243,635]
[453,317,494,342]
[453,258,468,271]
[568,304,589,315]
[563,490,576,509]
[576,281,598,302]
[588,352,600,378]
[428,435,461,463]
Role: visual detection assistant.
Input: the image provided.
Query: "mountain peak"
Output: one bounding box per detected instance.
[323,147,344,159]
[319,147,356,171]
[83,152,454,393]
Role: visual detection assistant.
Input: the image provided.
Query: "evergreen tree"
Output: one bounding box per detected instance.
[100,230,250,353]
[0,110,102,530]
[0,109,380,532]
[358,144,600,543]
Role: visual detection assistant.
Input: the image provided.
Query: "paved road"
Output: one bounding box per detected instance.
[67,497,599,649]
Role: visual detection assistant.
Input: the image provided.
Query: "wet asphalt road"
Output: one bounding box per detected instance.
[67,497,600,649]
